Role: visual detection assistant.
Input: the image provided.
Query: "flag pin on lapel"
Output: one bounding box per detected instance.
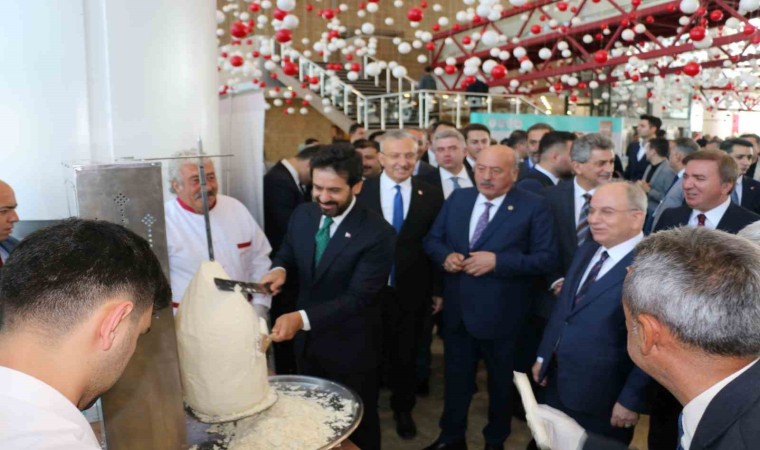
[418,190,424,195]
[345,232,352,238]
[508,205,514,211]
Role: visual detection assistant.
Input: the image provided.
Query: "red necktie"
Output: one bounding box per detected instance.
[696,213,707,227]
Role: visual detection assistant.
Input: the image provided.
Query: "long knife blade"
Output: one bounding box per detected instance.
[214,278,272,295]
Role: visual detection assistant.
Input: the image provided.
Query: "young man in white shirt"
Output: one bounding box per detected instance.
[0,219,169,449]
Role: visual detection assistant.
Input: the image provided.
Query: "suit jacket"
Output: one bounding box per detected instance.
[264,162,308,255]
[654,202,760,234]
[423,187,558,341]
[517,159,531,181]
[643,162,677,215]
[417,165,475,196]
[740,176,760,215]
[651,176,684,231]
[0,237,19,264]
[357,177,444,304]
[537,241,650,416]
[583,360,760,450]
[624,141,650,181]
[545,180,578,276]
[415,160,437,179]
[272,202,396,373]
[518,167,558,196]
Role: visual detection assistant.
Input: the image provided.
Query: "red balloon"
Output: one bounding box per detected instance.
[491,64,507,79]
[709,9,723,21]
[689,26,706,41]
[666,3,676,12]
[646,15,655,24]
[594,50,609,64]
[407,7,423,22]
[631,0,641,6]
[273,8,287,20]
[322,9,335,19]
[346,54,354,61]
[350,63,361,72]
[230,55,244,67]
[282,61,298,76]
[569,94,578,102]
[309,76,320,84]
[425,42,435,50]
[249,2,261,12]
[553,81,563,91]
[444,65,457,74]
[530,24,542,34]
[462,36,472,45]
[420,1,428,8]
[464,75,476,85]
[743,24,756,36]
[306,4,314,11]
[432,24,440,31]
[557,1,568,11]
[230,21,248,39]
[368,0,380,2]
[683,61,701,77]
[275,29,292,43]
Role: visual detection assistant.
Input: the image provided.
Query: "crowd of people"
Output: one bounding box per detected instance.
[1,114,759,450]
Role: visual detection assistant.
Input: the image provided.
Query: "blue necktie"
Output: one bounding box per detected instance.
[451,176,461,190]
[390,185,404,287]
[731,185,740,205]
[676,412,685,450]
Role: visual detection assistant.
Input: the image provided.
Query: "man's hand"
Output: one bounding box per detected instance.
[610,402,639,429]
[270,312,303,342]
[551,278,564,296]
[532,362,547,387]
[462,251,496,277]
[432,296,443,314]
[443,253,465,273]
[636,180,651,193]
[260,268,287,295]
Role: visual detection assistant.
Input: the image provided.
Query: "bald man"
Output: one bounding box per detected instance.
[0,181,20,265]
[423,146,558,450]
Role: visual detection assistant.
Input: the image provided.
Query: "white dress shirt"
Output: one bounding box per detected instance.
[636,139,647,162]
[298,196,357,331]
[734,175,743,204]
[165,194,273,309]
[468,193,507,242]
[687,197,731,229]
[577,232,643,291]
[379,172,411,225]
[680,359,759,450]
[440,166,474,199]
[280,159,300,187]
[466,155,476,169]
[573,178,597,227]
[535,164,560,186]
[0,366,101,449]
[427,148,438,167]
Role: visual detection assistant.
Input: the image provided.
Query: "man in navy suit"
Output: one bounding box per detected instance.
[534,181,650,445]
[423,145,558,450]
[651,138,700,231]
[624,114,661,181]
[649,149,760,450]
[720,138,760,215]
[418,128,476,199]
[261,145,396,450]
[518,131,575,195]
[535,227,760,450]
[357,130,444,439]
[0,180,20,266]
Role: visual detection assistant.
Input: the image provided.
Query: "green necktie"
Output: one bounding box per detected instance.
[314,216,334,266]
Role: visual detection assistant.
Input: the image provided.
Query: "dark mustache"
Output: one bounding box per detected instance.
[193,190,217,200]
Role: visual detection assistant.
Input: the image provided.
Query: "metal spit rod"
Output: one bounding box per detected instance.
[197,137,215,261]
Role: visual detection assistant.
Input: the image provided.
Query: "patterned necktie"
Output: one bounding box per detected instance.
[576,193,592,246]
[451,176,461,190]
[696,213,707,227]
[574,251,609,305]
[314,216,334,266]
[470,202,493,249]
[676,412,685,450]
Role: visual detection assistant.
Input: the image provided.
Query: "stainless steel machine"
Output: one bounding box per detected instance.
[65,161,187,450]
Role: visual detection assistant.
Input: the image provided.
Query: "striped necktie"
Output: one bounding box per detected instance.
[576,193,592,246]
[574,251,609,305]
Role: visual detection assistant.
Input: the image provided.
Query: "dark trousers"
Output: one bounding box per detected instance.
[416,306,437,383]
[648,382,681,450]
[379,286,427,413]
[439,321,514,445]
[298,356,380,450]
[270,281,299,374]
[545,370,634,445]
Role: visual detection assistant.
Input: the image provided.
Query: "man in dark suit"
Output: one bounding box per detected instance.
[526,123,554,168]
[518,131,575,195]
[422,120,457,167]
[409,127,437,178]
[263,146,319,374]
[534,181,650,445]
[624,114,661,181]
[462,123,491,173]
[741,133,760,179]
[422,145,558,450]
[649,149,760,450]
[651,138,700,231]
[504,130,531,180]
[357,129,444,439]
[418,128,475,199]
[720,138,760,215]
[535,227,760,450]
[0,180,20,266]
[261,145,396,450]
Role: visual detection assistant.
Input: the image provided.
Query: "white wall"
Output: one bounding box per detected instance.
[0,0,219,220]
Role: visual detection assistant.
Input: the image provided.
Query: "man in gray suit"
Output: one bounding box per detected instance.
[637,138,676,220]
[0,180,20,265]
[650,138,700,230]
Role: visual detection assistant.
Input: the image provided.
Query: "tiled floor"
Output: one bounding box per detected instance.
[378,336,649,450]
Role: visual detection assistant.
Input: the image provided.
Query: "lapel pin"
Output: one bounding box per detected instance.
[345,232,352,238]
[418,190,423,195]
[507,205,514,211]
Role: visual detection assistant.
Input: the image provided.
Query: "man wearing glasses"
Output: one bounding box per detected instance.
[533,181,651,446]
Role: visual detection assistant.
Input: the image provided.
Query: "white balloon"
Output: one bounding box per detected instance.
[456,11,469,22]
[634,23,646,33]
[483,59,498,73]
[510,0,528,6]
[216,28,225,37]
[385,17,395,25]
[421,32,433,42]
[725,17,741,29]
[398,42,412,54]
[300,107,308,115]
[490,48,501,57]
[282,14,300,29]
[561,49,572,58]
[481,30,500,46]
[434,67,444,76]
[499,50,511,60]
[557,41,569,51]
[433,3,443,11]
[338,3,349,12]
[389,61,398,69]
[261,0,272,9]
[216,10,225,24]
[589,80,599,89]
[394,0,403,6]
[413,40,423,48]
[622,29,635,41]
[571,16,582,25]
[446,57,457,65]
[509,79,520,88]
[274,99,283,106]
[582,34,594,44]
[324,106,334,113]
[679,0,700,14]
[476,3,492,17]
[418,54,428,63]
[538,47,552,60]
[513,46,527,58]
[361,22,375,34]
[693,35,713,49]
[520,59,533,71]
[392,66,408,78]
[601,92,610,100]
[347,71,359,81]
[393,37,402,45]
[287,107,295,114]
[439,16,450,26]
[357,10,367,17]
[277,0,296,11]
[264,60,277,71]
[463,65,478,76]
[367,2,379,12]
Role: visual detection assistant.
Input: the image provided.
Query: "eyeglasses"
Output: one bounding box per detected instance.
[588,207,641,218]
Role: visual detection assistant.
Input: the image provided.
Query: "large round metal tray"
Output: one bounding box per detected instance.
[186,375,363,449]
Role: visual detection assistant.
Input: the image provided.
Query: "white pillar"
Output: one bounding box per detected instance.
[1,0,219,219]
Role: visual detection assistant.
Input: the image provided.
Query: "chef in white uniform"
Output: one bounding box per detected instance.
[165,151,272,318]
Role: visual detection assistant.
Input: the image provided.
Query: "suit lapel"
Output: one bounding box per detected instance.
[400,179,424,238]
[569,251,633,317]
[313,205,363,284]
[302,206,320,283]
[564,243,599,307]
[456,191,478,252]
[560,183,576,245]
[470,189,517,251]
[362,177,383,215]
